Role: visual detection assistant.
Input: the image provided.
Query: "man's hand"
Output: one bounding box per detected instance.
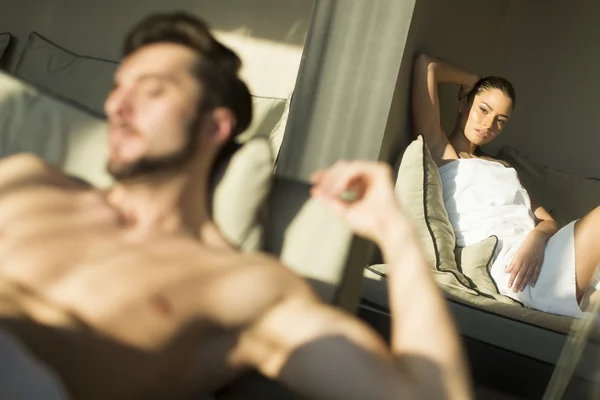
[506,231,547,292]
[309,161,403,246]
[309,160,472,400]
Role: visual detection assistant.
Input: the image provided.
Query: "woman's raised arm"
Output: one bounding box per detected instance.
[411,54,479,164]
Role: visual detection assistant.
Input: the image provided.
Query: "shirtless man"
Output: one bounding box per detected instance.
[0,13,471,400]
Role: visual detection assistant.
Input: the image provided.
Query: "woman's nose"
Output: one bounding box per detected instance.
[482,115,494,129]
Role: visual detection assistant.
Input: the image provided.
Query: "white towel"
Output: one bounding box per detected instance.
[440,158,581,317]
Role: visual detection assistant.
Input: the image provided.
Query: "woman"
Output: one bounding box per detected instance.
[412,53,600,317]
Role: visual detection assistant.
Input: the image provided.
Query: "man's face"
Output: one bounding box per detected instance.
[104,43,203,180]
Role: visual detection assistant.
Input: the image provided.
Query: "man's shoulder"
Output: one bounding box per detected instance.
[0,153,92,193]
[0,152,49,176]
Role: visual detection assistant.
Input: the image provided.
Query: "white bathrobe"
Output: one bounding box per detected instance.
[439,158,581,317]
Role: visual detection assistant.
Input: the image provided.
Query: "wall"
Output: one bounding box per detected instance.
[0,0,313,99]
[384,0,511,163]
[389,0,599,180]
[483,0,600,179]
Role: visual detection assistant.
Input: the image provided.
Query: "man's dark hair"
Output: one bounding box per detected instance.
[123,12,251,166]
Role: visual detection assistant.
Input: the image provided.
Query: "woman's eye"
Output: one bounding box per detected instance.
[480,107,488,114]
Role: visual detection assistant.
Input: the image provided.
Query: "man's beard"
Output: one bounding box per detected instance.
[108,118,200,182]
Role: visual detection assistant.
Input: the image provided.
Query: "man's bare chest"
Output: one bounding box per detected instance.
[0,186,122,281]
[0,185,248,397]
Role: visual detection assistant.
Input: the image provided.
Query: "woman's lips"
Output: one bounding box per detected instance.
[475,129,488,139]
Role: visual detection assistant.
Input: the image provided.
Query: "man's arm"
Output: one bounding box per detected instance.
[377,209,471,399]
[219,162,472,400]
[0,153,50,191]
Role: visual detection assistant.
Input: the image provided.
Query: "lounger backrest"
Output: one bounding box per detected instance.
[264,176,368,309]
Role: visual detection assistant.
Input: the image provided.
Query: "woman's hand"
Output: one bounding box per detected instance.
[457,73,480,101]
[457,85,471,102]
[506,232,547,292]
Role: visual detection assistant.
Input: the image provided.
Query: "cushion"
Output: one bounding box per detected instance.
[14,32,118,115]
[499,147,600,227]
[212,139,273,250]
[0,33,11,65]
[237,96,287,147]
[455,236,520,305]
[393,135,475,292]
[0,71,272,252]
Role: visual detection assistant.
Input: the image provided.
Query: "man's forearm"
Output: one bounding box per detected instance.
[378,213,472,399]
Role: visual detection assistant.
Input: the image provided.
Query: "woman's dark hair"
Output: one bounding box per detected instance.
[123,12,252,167]
[467,76,516,109]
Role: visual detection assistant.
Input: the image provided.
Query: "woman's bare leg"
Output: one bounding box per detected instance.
[574,206,600,302]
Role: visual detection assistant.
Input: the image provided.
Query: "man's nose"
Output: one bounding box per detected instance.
[105,87,132,119]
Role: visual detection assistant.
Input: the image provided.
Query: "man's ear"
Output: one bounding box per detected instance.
[205,107,237,145]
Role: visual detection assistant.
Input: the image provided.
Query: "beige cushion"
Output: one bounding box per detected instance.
[499,146,600,227]
[455,236,520,305]
[394,135,474,292]
[212,139,273,251]
[14,33,118,116]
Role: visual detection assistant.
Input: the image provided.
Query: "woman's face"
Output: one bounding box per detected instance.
[459,88,513,146]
